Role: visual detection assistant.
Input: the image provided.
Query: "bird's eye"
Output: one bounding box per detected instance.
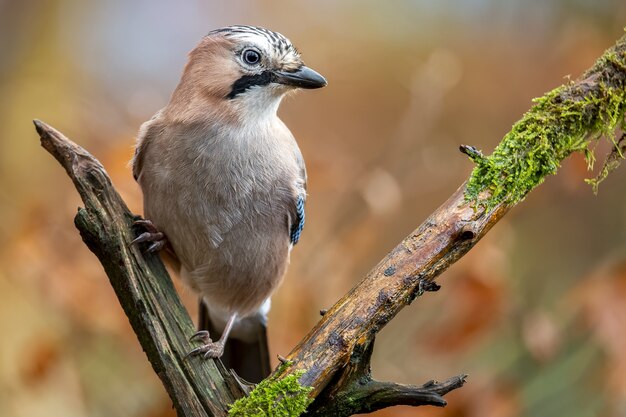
[242,49,261,65]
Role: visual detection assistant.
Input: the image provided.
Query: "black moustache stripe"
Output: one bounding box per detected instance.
[227,71,275,99]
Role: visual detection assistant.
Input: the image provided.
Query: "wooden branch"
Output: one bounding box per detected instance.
[277,181,503,406]
[34,121,246,417]
[308,337,466,416]
[36,31,626,416]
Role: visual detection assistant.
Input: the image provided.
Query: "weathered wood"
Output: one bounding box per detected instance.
[278,184,505,398]
[308,337,466,416]
[34,121,244,417]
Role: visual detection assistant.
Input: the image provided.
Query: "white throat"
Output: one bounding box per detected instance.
[232,85,287,126]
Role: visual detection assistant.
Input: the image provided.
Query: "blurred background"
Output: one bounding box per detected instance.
[1,1,626,416]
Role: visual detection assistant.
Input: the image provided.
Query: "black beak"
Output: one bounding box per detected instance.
[273,66,327,89]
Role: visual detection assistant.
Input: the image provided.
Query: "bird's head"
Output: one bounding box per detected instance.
[171,25,326,123]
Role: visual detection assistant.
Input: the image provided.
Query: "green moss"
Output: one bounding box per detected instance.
[228,369,313,417]
[465,35,626,208]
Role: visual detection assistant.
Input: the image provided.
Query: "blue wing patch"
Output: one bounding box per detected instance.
[290,194,305,245]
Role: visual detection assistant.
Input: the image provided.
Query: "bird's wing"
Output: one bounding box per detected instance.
[132,110,163,181]
[289,151,307,245]
[289,194,305,245]
[130,111,183,269]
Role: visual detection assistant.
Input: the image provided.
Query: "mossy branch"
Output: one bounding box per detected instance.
[465,33,626,208]
[228,367,312,417]
[36,31,626,417]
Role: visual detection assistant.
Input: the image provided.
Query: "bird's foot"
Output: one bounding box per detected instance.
[187,330,225,359]
[131,219,167,252]
[189,330,211,344]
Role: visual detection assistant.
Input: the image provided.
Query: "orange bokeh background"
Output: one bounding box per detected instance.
[1,1,626,416]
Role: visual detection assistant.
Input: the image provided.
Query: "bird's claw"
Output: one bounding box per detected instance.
[134,219,160,233]
[189,330,211,344]
[146,240,166,252]
[131,219,167,253]
[186,335,225,359]
[187,343,225,359]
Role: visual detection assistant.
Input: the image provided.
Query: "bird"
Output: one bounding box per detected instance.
[130,25,326,382]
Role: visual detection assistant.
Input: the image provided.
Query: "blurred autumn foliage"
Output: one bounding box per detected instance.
[1,1,626,417]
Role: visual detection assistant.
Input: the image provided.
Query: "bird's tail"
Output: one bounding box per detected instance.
[198,300,271,383]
